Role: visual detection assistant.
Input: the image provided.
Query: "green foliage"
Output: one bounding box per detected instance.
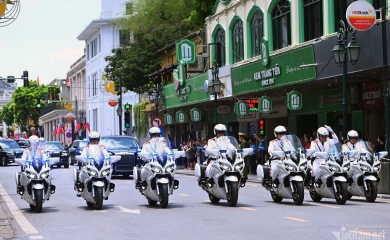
[0,103,15,126]
[134,101,148,139]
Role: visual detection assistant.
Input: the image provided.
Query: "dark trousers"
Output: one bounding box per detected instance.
[250,155,257,174]
[257,151,266,165]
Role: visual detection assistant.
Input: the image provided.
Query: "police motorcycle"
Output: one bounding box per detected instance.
[15,156,59,213]
[343,140,388,202]
[309,142,350,205]
[257,134,316,205]
[74,151,121,210]
[134,137,182,208]
[195,136,252,207]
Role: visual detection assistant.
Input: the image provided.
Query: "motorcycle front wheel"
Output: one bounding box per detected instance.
[34,189,43,213]
[227,182,239,207]
[159,183,169,208]
[334,182,348,205]
[364,180,378,203]
[94,186,104,210]
[292,181,304,205]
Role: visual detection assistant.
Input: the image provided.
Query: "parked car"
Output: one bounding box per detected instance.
[68,139,89,165]
[100,136,140,178]
[15,139,30,148]
[0,139,24,166]
[44,141,69,168]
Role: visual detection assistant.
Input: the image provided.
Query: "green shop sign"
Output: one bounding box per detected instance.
[176,39,196,64]
[235,101,249,117]
[190,108,202,122]
[287,90,302,110]
[164,113,174,125]
[175,110,188,123]
[258,96,272,113]
[231,45,316,95]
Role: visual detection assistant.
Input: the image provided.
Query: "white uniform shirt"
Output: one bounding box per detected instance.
[81,144,110,160]
[268,138,295,158]
[206,136,236,151]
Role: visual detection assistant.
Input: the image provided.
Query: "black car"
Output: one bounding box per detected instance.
[100,136,140,177]
[44,141,69,168]
[0,139,24,166]
[68,139,89,165]
[15,139,30,148]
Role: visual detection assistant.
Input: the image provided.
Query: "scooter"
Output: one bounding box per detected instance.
[309,143,350,205]
[344,148,388,202]
[195,136,252,207]
[134,145,183,208]
[74,155,121,210]
[257,134,315,205]
[15,157,59,213]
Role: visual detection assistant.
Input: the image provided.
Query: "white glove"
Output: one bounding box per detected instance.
[324,125,333,133]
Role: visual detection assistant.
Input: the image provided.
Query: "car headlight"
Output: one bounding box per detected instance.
[87,168,99,177]
[234,162,244,171]
[219,162,232,171]
[102,169,111,177]
[26,171,38,179]
[40,170,50,179]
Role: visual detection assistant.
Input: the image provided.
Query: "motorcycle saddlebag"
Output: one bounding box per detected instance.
[263,165,270,180]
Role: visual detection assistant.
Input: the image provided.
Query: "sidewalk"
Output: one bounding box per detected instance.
[175,166,390,199]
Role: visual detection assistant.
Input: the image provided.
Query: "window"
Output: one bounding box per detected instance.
[86,44,90,61]
[93,108,98,132]
[334,0,353,31]
[92,73,98,96]
[119,30,130,47]
[232,20,244,63]
[125,2,134,15]
[272,0,291,50]
[250,11,264,57]
[215,28,226,67]
[304,0,323,41]
[89,37,99,59]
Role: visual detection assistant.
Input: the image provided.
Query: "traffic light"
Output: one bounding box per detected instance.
[23,70,29,87]
[6,76,15,83]
[124,103,132,111]
[36,98,42,108]
[124,111,130,128]
[259,119,265,135]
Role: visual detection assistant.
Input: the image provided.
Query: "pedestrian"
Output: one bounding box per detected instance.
[302,135,310,149]
[186,140,194,170]
[254,134,267,165]
[238,132,250,178]
[181,141,188,168]
[248,136,257,174]
[375,135,386,152]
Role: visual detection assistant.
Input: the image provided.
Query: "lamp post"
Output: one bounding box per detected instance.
[117,78,123,135]
[148,83,164,118]
[208,60,222,124]
[332,20,361,141]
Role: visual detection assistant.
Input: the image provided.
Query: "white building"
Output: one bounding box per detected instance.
[0,78,17,137]
[77,0,138,137]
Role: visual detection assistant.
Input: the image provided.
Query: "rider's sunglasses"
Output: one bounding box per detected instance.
[277,132,286,135]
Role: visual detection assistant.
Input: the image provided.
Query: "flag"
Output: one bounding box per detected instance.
[84,122,90,132]
[57,124,64,134]
[52,125,57,136]
[74,119,79,133]
[37,76,40,85]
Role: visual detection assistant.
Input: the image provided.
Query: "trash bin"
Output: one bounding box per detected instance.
[378,160,390,194]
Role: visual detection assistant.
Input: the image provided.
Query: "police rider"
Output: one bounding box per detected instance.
[267,126,295,187]
[342,130,370,161]
[204,124,237,185]
[309,125,338,189]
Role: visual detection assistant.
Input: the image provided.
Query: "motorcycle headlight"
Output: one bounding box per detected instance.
[329,164,341,172]
[299,162,307,171]
[102,169,111,177]
[61,152,68,156]
[373,163,381,172]
[151,165,162,173]
[234,162,244,171]
[26,171,38,179]
[87,168,99,177]
[219,162,232,171]
[360,165,371,172]
[343,162,350,172]
[165,163,175,173]
[285,163,297,171]
[40,170,50,179]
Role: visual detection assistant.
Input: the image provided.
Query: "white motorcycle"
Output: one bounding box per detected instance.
[257,134,315,205]
[15,157,59,213]
[309,143,350,205]
[344,142,388,202]
[74,155,121,210]
[134,138,183,208]
[195,136,252,207]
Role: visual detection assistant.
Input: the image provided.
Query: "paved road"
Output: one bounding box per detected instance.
[0,164,389,240]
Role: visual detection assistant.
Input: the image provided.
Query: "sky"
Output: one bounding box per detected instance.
[0,0,101,85]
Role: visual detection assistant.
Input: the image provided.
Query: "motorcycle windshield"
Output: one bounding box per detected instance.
[328,142,342,163]
[28,158,44,172]
[284,134,303,151]
[215,136,238,150]
[150,137,172,167]
[358,139,375,155]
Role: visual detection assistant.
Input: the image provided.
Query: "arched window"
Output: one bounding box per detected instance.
[232,20,244,63]
[250,11,264,57]
[304,0,323,41]
[272,0,291,50]
[215,28,226,67]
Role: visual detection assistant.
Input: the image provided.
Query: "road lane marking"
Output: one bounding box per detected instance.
[306,202,341,209]
[178,194,189,197]
[117,206,140,214]
[0,183,39,236]
[29,235,44,239]
[350,230,385,238]
[284,217,309,222]
[239,207,256,211]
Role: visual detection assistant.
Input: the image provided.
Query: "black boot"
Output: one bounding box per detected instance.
[310,177,315,191]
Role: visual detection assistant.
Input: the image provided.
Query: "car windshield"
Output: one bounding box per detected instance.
[79,141,89,148]
[100,137,139,149]
[17,140,30,148]
[45,142,63,150]
[0,140,21,149]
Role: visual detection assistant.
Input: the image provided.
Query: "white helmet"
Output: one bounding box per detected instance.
[89,131,100,142]
[214,124,227,135]
[29,135,40,149]
[347,130,359,141]
[274,125,287,137]
[317,127,329,138]
[149,127,161,137]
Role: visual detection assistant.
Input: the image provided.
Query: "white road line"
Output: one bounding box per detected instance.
[284,217,309,222]
[306,202,341,209]
[0,183,39,236]
[178,194,189,197]
[239,207,256,211]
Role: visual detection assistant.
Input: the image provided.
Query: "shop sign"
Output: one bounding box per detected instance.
[175,110,187,123]
[164,113,174,125]
[235,101,249,117]
[190,108,202,122]
[174,60,186,89]
[237,99,258,111]
[176,84,191,101]
[254,64,281,87]
[260,38,269,66]
[258,96,272,114]
[176,39,196,64]
[287,90,302,110]
[217,105,232,115]
[346,1,376,31]
[362,81,382,108]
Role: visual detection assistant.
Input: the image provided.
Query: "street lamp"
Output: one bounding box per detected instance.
[148,84,164,117]
[116,106,123,135]
[209,60,222,124]
[332,20,361,141]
